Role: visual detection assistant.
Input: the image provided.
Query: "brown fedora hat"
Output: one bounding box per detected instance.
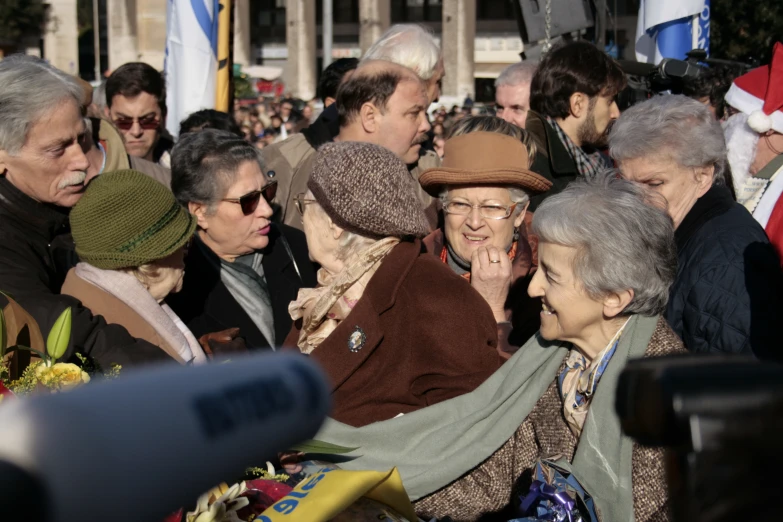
[419,131,553,196]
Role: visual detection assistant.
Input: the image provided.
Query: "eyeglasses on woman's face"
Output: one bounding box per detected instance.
[293,193,317,215]
[221,180,278,216]
[442,200,519,220]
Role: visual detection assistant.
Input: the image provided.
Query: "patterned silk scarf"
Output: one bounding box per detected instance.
[439,242,518,281]
[545,116,611,179]
[288,237,400,354]
[557,318,630,437]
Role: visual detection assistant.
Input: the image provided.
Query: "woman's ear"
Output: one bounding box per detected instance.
[513,202,530,229]
[188,201,210,230]
[694,165,715,197]
[329,219,345,240]
[603,289,634,319]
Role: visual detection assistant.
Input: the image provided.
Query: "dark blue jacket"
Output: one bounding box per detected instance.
[666,184,783,360]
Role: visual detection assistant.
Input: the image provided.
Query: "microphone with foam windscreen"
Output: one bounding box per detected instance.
[0,352,330,522]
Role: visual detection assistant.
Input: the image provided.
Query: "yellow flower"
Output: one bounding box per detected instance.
[35,362,90,391]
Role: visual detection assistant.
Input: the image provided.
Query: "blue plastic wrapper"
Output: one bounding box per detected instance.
[509,458,598,522]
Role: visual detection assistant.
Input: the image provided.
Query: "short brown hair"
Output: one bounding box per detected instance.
[530,41,626,119]
[106,62,166,114]
[336,67,407,127]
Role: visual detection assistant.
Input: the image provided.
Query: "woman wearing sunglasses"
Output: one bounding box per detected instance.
[285,141,503,427]
[167,130,317,352]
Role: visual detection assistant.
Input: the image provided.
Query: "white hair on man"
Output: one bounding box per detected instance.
[363,24,442,80]
[495,62,537,89]
[0,54,84,155]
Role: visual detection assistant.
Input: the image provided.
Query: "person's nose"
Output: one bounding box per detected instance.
[419,113,431,134]
[129,120,144,138]
[609,101,621,120]
[256,197,274,219]
[528,268,545,298]
[466,206,484,229]
[69,142,90,172]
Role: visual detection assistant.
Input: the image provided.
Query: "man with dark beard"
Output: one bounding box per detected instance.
[525,41,626,210]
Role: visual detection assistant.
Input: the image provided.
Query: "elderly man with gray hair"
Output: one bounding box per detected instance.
[494,62,537,129]
[363,23,445,106]
[610,95,783,360]
[0,55,171,370]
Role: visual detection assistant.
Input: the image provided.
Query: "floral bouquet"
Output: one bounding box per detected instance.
[1,293,119,400]
[179,443,417,522]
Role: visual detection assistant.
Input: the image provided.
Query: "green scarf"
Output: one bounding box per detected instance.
[316,314,660,522]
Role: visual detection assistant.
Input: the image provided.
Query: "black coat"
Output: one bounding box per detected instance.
[0,177,170,369]
[167,224,316,350]
[525,111,580,212]
[666,184,783,360]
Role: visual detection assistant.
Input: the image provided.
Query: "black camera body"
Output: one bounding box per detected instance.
[616,355,783,522]
[615,50,753,111]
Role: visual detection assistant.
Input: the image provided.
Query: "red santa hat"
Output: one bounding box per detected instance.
[725,42,783,134]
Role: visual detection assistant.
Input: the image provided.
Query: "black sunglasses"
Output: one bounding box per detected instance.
[222,180,278,215]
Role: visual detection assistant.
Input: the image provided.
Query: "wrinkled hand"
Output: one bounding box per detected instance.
[471,246,513,323]
[198,327,248,359]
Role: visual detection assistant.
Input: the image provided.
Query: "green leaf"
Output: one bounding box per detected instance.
[46,307,72,363]
[7,345,49,362]
[288,439,359,455]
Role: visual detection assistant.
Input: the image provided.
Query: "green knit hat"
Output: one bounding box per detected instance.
[70,170,197,270]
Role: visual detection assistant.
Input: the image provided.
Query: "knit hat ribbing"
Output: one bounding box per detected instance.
[308,141,430,239]
[70,170,196,269]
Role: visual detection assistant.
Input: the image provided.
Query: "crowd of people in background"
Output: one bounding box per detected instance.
[1,20,783,522]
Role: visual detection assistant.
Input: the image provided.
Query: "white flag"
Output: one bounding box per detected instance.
[164,0,219,138]
[636,0,705,64]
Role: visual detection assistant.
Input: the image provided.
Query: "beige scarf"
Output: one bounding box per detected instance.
[288,237,400,354]
[559,318,629,437]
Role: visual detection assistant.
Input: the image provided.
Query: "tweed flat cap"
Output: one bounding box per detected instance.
[419,131,553,196]
[308,141,430,239]
[70,170,196,270]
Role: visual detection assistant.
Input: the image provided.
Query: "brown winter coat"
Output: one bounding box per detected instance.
[283,239,504,427]
[61,269,186,364]
[422,228,541,357]
[414,317,685,522]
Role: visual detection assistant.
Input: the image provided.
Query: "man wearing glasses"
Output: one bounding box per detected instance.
[105,62,174,168]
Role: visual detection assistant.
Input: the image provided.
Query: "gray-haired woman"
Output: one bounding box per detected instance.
[609,95,783,359]
[166,130,317,353]
[317,171,684,522]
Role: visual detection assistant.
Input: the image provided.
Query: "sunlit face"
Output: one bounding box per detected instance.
[375,78,431,164]
[495,82,532,129]
[194,160,274,261]
[578,94,620,148]
[528,242,606,345]
[619,156,713,229]
[443,186,527,264]
[0,99,90,208]
[145,246,187,302]
[425,60,445,105]
[301,190,344,276]
[108,91,162,161]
